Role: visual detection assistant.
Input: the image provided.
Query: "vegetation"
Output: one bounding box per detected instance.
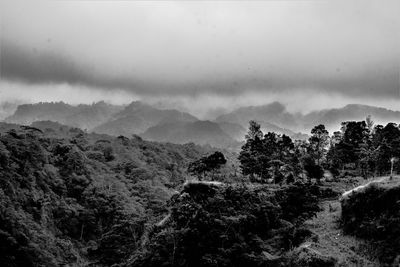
[188,151,227,180]
[239,119,400,183]
[238,121,302,183]
[129,182,322,267]
[1,115,399,266]
[327,120,400,178]
[0,124,218,266]
[341,181,400,265]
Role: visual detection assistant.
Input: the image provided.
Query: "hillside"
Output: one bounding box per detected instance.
[341,178,400,266]
[92,101,198,136]
[216,121,247,141]
[130,182,325,267]
[4,101,399,148]
[1,118,399,266]
[142,121,240,149]
[215,102,299,131]
[5,101,123,130]
[0,122,325,267]
[0,122,231,266]
[215,102,400,135]
[304,104,400,132]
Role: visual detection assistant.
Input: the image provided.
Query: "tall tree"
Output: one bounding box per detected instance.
[309,124,329,165]
[239,121,264,180]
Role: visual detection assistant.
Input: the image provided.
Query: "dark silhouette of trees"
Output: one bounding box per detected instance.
[239,121,301,183]
[238,121,264,180]
[302,155,324,183]
[188,151,227,180]
[309,124,329,165]
[327,118,400,177]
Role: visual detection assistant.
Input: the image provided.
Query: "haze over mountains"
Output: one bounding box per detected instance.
[2,100,399,148]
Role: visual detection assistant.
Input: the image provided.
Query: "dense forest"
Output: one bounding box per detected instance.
[0,116,399,266]
[0,123,225,266]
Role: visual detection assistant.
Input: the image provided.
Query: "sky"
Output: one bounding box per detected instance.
[0,0,399,117]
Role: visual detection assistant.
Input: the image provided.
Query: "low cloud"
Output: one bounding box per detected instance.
[1,0,399,107]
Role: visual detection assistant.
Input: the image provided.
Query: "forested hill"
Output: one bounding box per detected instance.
[1,118,400,266]
[0,122,236,266]
[0,122,334,267]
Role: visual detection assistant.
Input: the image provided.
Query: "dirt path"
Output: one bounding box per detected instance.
[342,176,389,197]
[302,177,395,266]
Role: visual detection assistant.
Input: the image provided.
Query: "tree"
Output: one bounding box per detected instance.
[327,121,369,173]
[309,124,329,165]
[245,120,263,141]
[372,123,400,175]
[239,121,301,184]
[302,155,324,184]
[188,151,227,180]
[239,121,264,180]
[366,115,374,133]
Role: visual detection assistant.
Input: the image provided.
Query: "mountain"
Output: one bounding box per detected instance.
[5,101,76,124]
[304,104,400,132]
[216,102,299,130]
[5,101,122,130]
[5,101,399,147]
[92,101,198,136]
[215,102,400,136]
[64,101,123,130]
[215,102,308,140]
[258,121,307,139]
[216,121,247,141]
[141,120,240,149]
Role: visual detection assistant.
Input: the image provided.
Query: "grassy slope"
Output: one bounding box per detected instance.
[340,176,400,266]
[300,176,399,266]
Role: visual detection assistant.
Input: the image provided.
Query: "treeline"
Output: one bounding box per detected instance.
[327,118,400,178]
[238,117,400,183]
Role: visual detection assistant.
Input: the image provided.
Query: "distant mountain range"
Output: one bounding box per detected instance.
[142,121,239,149]
[216,102,400,134]
[5,101,122,130]
[4,101,399,148]
[92,101,198,136]
[302,104,400,132]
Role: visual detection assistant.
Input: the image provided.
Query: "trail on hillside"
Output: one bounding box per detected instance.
[302,177,393,267]
[342,176,388,197]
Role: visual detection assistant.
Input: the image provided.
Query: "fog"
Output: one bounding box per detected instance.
[1,0,399,115]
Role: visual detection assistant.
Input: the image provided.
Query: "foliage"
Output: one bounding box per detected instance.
[308,124,329,165]
[239,121,301,183]
[188,151,227,180]
[327,119,400,177]
[0,125,213,266]
[130,182,322,267]
[302,155,324,183]
[341,182,400,265]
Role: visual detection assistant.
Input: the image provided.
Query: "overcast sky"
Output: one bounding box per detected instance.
[0,0,399,116]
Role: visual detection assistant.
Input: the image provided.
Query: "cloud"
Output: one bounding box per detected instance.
[0,0,399,101]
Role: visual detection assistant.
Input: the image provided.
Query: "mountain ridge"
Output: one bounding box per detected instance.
[4,101,399,147]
